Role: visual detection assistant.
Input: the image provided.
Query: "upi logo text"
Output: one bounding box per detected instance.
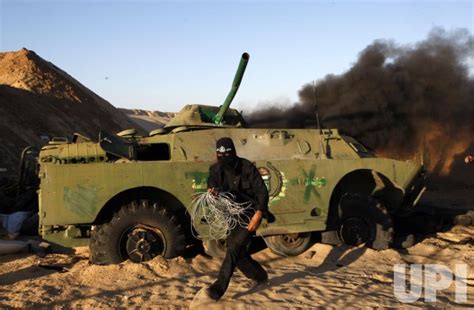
[393,263,468,303]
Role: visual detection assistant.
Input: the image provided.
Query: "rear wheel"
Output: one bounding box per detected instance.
[339,217,370,246]
[265,232,312,256]
[90,199,186,265]
[338,194,393,250]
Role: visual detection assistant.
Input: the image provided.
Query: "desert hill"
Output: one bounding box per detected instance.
[119,109,175,131]
[0,48,138,177]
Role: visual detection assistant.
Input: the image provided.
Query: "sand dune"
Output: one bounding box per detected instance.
[1,225,472,308]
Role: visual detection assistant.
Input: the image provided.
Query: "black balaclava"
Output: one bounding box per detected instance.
[216,137,238,168]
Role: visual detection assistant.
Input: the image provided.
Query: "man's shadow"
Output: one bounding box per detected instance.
[232,244,367,299]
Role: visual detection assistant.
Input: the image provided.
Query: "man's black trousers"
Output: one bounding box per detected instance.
[208,225,267,300]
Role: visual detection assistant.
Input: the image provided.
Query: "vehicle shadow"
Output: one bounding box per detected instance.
[0,252,33,265]
[393,205,474,248]
[0,255,84,286]
[0,264,57,286]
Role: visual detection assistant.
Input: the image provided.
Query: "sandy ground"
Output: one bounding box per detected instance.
[1,223,473,309]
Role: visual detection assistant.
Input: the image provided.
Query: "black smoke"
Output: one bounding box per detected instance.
[246,28,474,185]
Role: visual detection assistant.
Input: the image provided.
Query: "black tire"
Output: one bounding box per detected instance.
[90,199,186,265]
[265,232,312,256]
[338,194,393,250]
[203,239,227,259]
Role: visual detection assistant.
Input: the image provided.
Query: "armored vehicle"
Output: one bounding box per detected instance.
[37,53,426,264]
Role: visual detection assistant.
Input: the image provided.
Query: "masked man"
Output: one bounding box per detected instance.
[206,137,269,301]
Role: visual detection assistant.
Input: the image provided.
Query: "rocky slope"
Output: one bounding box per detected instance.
[0,48,137,177]
[119,109,175,132]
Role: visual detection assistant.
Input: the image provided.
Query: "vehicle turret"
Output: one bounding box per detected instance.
[163,53,249,130]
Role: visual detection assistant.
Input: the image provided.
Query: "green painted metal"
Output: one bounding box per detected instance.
[38,127,425,247]
[36,53,426,249]
[212,52,249,125]
[164,104,245,129]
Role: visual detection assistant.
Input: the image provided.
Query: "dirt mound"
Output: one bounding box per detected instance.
[119,108,175,132]
[0,48,137,177]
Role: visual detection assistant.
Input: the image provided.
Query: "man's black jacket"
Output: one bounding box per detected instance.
[207,157,269,218]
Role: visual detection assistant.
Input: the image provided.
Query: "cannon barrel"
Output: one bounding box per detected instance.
[213,52,250,124]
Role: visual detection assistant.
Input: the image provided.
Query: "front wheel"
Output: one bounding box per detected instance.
[338,194,393,250]
[89,200,186,265]
[265,232,312,256]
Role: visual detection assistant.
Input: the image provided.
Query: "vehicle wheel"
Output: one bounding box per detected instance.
[265,232,312,256]
[203,239,227,259]
[90,199,186,265]
[338,194,393,250]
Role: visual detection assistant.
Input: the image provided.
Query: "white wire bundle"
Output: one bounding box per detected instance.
[190,191,253,240]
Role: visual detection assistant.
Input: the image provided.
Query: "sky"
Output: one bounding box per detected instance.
[0,0,473,113]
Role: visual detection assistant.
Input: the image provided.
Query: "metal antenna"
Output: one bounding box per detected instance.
[313,80,326,159]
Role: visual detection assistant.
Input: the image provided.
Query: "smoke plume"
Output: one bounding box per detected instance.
[247,28,474,187]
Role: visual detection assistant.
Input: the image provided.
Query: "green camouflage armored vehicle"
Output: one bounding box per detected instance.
[37,53,426,264]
